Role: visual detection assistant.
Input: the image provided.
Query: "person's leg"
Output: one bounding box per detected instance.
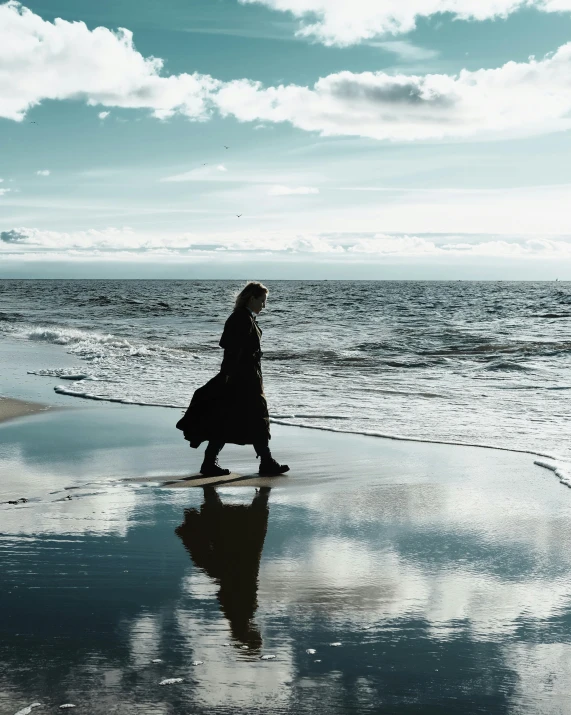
[253,440,290,476]
[204,440,225,462]
[200,440,230,477]
[253,440,271,461]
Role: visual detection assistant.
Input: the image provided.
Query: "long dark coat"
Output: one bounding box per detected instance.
[176,308,271,447]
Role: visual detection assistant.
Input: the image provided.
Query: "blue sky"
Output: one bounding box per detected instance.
[1,0,571,278]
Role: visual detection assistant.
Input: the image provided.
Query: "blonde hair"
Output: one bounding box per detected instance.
[234,281,268,310]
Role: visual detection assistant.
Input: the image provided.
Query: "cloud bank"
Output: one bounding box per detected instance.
[267,185,320,195]
[3,226,571,261]
[4,2,571,141]
[239,0,571,45]
[214,45,571,140]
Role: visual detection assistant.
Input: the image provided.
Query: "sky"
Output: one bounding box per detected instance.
[2,0,571,278]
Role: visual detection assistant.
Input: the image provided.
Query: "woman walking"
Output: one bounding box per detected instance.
[176,281,289,477]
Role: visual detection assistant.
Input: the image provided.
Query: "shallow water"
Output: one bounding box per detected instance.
[1,279,571,470]
[2,407,571,713]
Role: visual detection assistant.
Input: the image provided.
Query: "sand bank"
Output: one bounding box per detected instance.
[0,396,51,424]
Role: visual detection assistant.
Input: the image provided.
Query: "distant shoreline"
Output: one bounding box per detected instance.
[0,278,568,282]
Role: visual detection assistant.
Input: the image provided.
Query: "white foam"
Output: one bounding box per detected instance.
[269,418,556,460]
[26,326,125,348]
[159,678,183,686]
[53,385,180,408]
[14,323,194,363]
[534,459,571,488]
[271,413,350,421]
[29,369,92,381]
[14,705,41,715]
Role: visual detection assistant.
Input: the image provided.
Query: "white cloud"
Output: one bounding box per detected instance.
[239,0,571,45]
[348,235,438,254]
[98,111,110,119]
[36,169,50,176]
[370,40,439,61]
[4,4,571,142]
[3,226,571,261]
[0,188,11,196]
[161,165,225,182]
[0,1,220,121]
[214,44,571,141]
[267,185,319,195]
[160,165,320,185]
[161,170,199,183]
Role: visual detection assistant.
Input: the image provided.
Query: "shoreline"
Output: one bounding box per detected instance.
[0,399,552,499]
[0,333,563,493]
[0,323,567,471]
[10,375,556,463]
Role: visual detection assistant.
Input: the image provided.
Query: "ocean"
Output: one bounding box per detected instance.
[1,279,570,478]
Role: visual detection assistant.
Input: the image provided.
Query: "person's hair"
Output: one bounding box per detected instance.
[234,281,268,310]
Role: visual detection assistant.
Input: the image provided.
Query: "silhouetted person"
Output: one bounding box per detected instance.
[176,281,289,476]
[175,487,271,650]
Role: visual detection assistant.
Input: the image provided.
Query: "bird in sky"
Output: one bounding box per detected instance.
[30,121,37,124]
[202,163,207,166]
[236,214,242,218]
[224,145,229,149]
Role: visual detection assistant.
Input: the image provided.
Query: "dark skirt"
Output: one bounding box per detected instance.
[176,369,271,448]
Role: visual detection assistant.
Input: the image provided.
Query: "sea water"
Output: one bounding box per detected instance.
[1,279,570,475]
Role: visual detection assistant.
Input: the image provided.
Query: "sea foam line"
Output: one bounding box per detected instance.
[533,460,571,488]
[53,383,557,462]
[269,418,558,461]
[53,385,181,408]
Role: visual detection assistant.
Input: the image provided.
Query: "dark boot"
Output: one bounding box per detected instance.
[201,440,229,477]
[259,457,290,476]
[200,459,231,477]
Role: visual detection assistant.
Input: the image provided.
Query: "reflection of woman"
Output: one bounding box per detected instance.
[175,487,271,649]
[176,281,289,477]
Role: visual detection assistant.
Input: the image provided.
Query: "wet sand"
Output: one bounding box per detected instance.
[2,404,571,714]
[0,396,51,424]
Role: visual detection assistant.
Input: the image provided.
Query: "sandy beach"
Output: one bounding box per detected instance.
[2,384,571,713]
[0,396,52,424]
